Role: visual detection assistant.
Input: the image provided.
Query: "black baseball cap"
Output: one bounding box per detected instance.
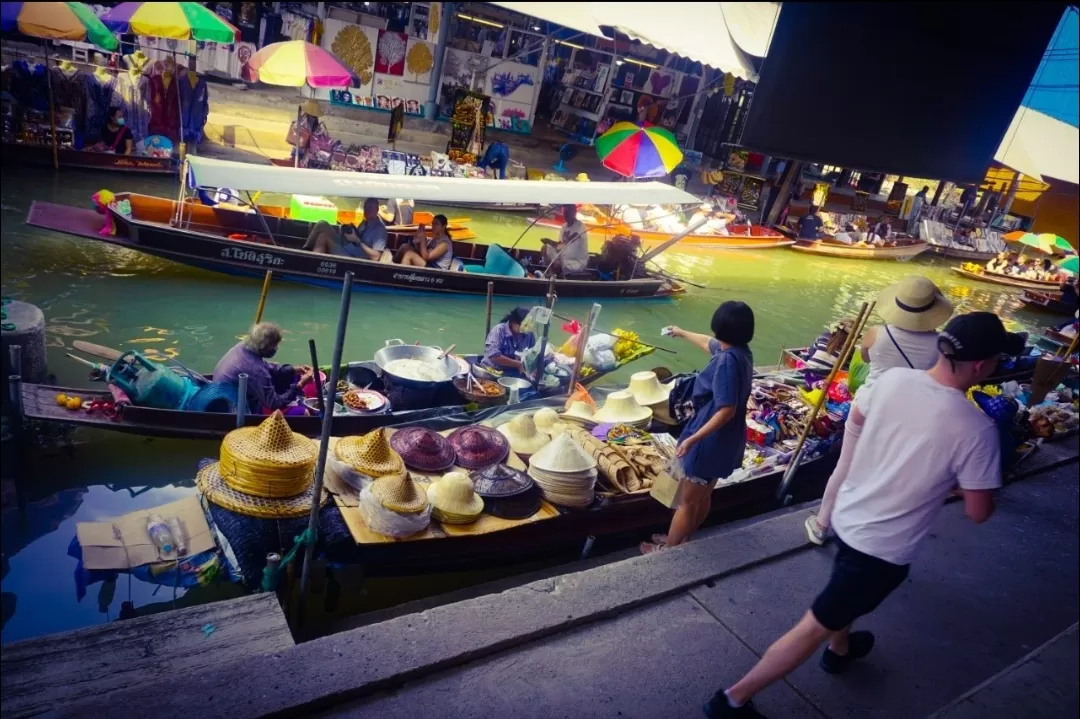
[938,312,1026,361]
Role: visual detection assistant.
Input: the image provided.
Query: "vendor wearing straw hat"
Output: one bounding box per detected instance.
[643,301,755,555]
[804,275,954,546]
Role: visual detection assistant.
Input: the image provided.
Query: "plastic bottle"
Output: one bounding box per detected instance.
[168,516,187,556]
[147,514,175,555]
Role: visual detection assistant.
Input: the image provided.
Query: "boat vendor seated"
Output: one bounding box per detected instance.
[101,107,134,155]
[541,205,589,276]
[303,197,389,260]
[798,205,824,239]
[482,307,536,377]
[398,214,455,269]
[379,198,415,226]
[213,322,301,413]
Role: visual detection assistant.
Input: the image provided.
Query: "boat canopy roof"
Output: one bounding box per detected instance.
[185,156,701,206]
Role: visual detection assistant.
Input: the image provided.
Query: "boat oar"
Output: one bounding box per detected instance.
[639,216,711,264]
[308,339,324,416]
[550,313,677,355]
[72,340,124,363]
[254,270,273,325]
[774,301,875,506]
[66,353,108,375]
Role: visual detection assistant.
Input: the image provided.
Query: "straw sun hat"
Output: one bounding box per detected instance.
[627,371,671,407]
[877,275,954,332]
[335,429,405,478]
[448,426,509,469]
[370,469,429,514]
[498,413,552,456]
[197,411,327,519]
[390,427,456,473]
[561,401,595,423]
[528,433,598,508]
[427,471,485,524]
[470,464,541,519]
[592,390,653,426]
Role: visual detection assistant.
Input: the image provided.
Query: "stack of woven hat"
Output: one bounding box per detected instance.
[593,390,652,428]
[447,426,509,469]
[527,433,598,508]
[197,410,324,518]
[333,428,405,490]
[427,471,484,524]
[470,464,542,518]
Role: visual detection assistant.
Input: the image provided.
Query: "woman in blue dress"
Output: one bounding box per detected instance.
[643,301,754,554]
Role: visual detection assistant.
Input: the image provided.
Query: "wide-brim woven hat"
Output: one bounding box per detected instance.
[197,461,327,519]
[218,410,319,498]
[335,428,405,477]
[561,401,595,423]
[532,407,560,432]
[448,426,509,469]
[498,413,552,456]
[483,485,542,519]
[370,469,429,514]
[427,471,484,522]
[470,463,535,498]
[877,275,954,332]
[593,390,653,425]
[390,427,456,473]
[627,371,671,406]
[528,432,598,474]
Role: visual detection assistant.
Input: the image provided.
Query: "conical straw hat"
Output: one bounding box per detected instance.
[533,407,560,432]
[593,390,652,425]
[335,428,405,477]
[370,469,429,514]
[498,413,552,456]
[528,432,597,474]
[427,471,484,522]
[448,426,509,469]
[561,401,595,422]
[390,427,456,473]
[218,410,318,498]
[627,371,671,406]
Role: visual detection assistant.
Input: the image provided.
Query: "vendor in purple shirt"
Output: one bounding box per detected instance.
[212,323,300,413]
[482,307,536,377]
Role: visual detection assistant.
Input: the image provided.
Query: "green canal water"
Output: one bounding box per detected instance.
[0,164,1050,643]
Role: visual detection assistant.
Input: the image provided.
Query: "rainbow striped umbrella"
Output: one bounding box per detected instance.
[1003,231,1076,256]
[1056,255,1078,275]
[0,2,118,50]
[100,2,238,43]
[247,41,357,88]
[595,122,683,178]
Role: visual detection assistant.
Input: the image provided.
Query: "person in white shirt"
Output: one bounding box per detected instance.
[541,204,589,276]
[704,312,1023,718]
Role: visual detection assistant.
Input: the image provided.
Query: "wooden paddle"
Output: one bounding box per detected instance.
[72,340,124,362]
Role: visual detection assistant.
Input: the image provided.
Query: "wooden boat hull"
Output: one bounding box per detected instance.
[790,240,929,260]
[929,244,996,261]
[952,267,1063,292]
[26,198,680,300]
[1,141,177,174]
[531,217,794,250]
[1019,291,1076,316]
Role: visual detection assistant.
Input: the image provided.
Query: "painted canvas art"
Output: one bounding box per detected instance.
[375,30,408,76]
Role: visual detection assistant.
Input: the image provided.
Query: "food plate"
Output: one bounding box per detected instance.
[342,388,389,414]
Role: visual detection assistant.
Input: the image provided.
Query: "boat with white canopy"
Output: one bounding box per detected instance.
[25,157,701,298]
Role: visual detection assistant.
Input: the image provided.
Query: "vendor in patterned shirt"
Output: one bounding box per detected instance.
[482,307,536,377]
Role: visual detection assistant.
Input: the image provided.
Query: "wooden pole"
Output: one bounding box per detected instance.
[297,271,354,624]
[775,301,874,504]
[531,277,557,390]
[764,161,802,227]
[484,281,494,342]
[294,104,302,168]
[568,303,601,391]
[253,270,273,325]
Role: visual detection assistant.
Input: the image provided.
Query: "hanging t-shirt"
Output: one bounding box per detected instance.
[831,368,1001,566]
[232,2,262,44]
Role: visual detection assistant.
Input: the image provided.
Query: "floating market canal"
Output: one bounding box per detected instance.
[0,165,1050,643]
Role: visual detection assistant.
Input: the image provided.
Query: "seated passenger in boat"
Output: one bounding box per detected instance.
[303,198,388,260]
[797,205,824,239]
[614,204,645,230]
[213,322,300,413]
[833,224,859,245]
[986,251,1010,273]
[398,214,455,269]
[482,307,536,378]
[541,205,589,276]
[688,203,730,235]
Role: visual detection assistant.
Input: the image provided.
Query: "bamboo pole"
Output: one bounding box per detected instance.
[253,270,273,325]
[297,272,354,624]
[484,281,494,341]
[775,301,874,504]
[568,304,602,391]
[531,277,557,390]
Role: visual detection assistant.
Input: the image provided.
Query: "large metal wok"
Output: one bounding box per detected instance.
[373,339,461,389]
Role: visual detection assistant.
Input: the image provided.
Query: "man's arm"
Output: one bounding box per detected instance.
[959,489,995,524]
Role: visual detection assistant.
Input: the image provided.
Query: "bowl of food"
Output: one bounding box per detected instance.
[341,388,389,414]
[470,361,503,382]
[453,375,506,408]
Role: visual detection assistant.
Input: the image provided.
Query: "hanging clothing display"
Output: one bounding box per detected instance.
[116,54,151,142]
[148,71,180,141]
[179,71,210,145]
[87,70,123,143]
[50,64,92,148]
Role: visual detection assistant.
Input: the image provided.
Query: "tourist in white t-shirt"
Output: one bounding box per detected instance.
[541,204,589,276]
[704,312,1023,719]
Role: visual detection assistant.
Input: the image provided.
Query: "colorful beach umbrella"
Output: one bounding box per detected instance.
[246,41,357,88]
[595,122,684,178]
[100,2,238,43]
[1056,255,1079,275]
[0,2,118,50]
[1003,231,1077,256]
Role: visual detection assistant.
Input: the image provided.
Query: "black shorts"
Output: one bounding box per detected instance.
[811,537,910,632]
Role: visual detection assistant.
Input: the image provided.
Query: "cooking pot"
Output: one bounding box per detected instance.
[373,339,461,389]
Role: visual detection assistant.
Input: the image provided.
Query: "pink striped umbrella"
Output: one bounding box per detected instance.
[247,40,357,87]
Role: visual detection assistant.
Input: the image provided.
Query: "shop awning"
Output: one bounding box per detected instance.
[994,106,1079,185]
[489,2,778,80]
[185,157,701,205]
